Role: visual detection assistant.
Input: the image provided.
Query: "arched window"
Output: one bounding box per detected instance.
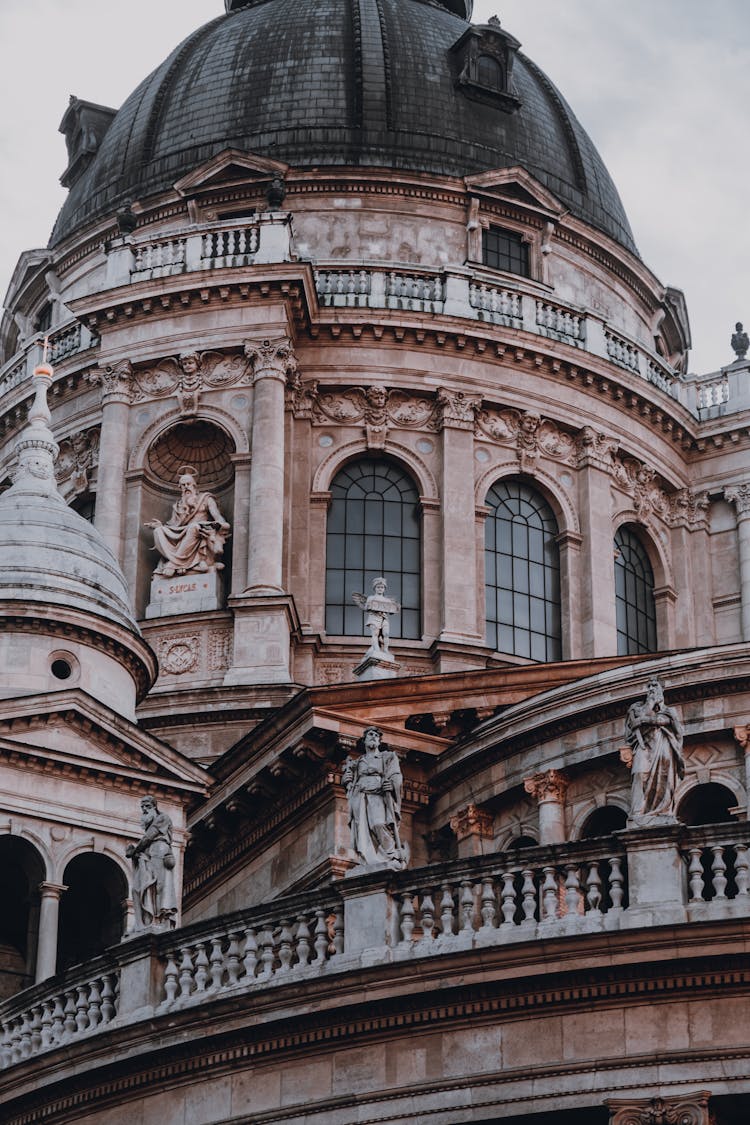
[477,54,503,89]
[0,836,45,999]
[677,783,736,826]
[579,805,627,839]
[325,458,421,639]
[58,854,127,973]
[614,526,657,654]
[485,479,561,660]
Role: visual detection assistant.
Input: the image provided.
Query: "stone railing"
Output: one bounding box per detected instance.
[469,280,523,326]
[0,964,117,1069]
[0,321,97,403]
[605,327,641,374]
[535,299,585,346]
[681,366,750,418]
[2,825,748,1070]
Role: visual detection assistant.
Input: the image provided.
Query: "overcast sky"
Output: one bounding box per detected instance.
[0,0,746,373]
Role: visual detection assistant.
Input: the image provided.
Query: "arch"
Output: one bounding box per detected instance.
[0,835,46,999]
[475,462,579,537]
[484,476,562,661]
[676,780,740,826]
[578,804,628,840]
[613,523,658,655]
[57,853,128,972]
[612,509,673,589]
[128,403,248,474]
[325,456,422,639]
[313,439,438,502]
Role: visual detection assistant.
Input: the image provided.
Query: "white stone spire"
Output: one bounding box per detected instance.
[6,354,61,499]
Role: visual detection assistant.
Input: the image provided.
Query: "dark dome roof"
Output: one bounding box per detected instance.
[51,0,635,252]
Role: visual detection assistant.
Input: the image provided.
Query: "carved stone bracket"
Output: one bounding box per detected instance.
[475,405,576,470]
[611,453,670,522]
[668,488,710,530]
[449,803,494,842]
[606,1090,711,1125]
[524,768,569,804]
[244,337,298,383]
[575,425,618,471]
[55,425,100,497]
[725,482,750,518]
[94,359,133,405]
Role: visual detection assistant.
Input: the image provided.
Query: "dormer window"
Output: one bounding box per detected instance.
[482,225,530,278]
[478,55,503,89]
[449,22,522,113]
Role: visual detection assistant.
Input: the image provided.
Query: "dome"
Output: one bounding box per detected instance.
[51,0,636,252]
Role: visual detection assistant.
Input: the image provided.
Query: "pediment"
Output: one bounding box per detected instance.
[174,148,289,197]
[3,248,51,310]
[464,166,564,217]
[0,690,209,794]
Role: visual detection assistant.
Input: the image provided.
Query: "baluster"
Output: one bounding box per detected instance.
[480,878,497,930]
[440,883,455,936]
[711,846,727,899]
[259,928,275,978]
[358,269,369,294]
[88,979,102,1029]
[75,985,89,1034]
[460,879,474,934]
[500,871,516,927]
[688,847,705,902]
[434,276,443,303]
[564,865,582,918]
[29,1007,42,1055]
[209,936,225,989]
[542,866,558,922]
[51,995,65,1041]
[178,945,195,999]
[40,1000,54,1048]
[226,932,243,985]
[400,892,415,942]
[278,920,294,972]
[243,927,258,979]
[333,904,345,955]
[521,868,536,926]
[9,1020,21,1064]
[735,844,749,897]
[295,915,311,967]
[19,1013,32,1058]
[250,226,260,253]
[586,863,602,915]
[1,1021,12,1067]
[608,856,624,911]
[163,953,179,1004]
[194,942,209,992]
[420,891,435,941]
[314,908,328,963]
[63,991,77,1038]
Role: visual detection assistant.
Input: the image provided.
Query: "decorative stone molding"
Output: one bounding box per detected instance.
[475,405,576,470]
[244,336,298,383]
[158,634,201,676]
[449,804,494,842]
[208,628,232,672]
[55,425,100,497]
[725,482,750,518]
[611,454,669,522]
[575,425,618,470]
[95,359,133,405]
[290,381,439,447]
[524,768,569,803]
[437,387,481,431]
[667,487,710,529]
[606,1090,711,1125]
[130,351,251,415]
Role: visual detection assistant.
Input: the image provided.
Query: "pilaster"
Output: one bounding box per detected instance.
[93,360,132,565]
[576,429,618,656]
[725,483,750,641]
[35,882,67,984]
[437,388,482,644]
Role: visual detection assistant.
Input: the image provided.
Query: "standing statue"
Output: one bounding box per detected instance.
[145,468,230,578]
[342,727,409,870]
[623,677,685,823]
[126,796,178,930]
[731,322,749,362]
[352,577,401,657]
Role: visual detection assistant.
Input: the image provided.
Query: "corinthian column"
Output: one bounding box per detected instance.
[93,360,132,564]
[725,483,750,641]
[524,769,569,845]
[35,882,67,983]
[244,337,298,593]
[576,429,618,656]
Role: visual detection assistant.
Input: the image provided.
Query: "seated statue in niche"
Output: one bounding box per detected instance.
[126,795,178,931]
[145,467,230,578]
[622,676,685,825]
[342,726,409,870]
[352,577,401,659]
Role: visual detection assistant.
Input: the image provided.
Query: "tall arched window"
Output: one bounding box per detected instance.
[485,479,561,660]
[325,458,421,639]
[614,526,657,654]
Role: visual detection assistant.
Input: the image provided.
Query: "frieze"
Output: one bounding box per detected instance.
[606,1091,711,1125]
[294,382,440,447]
[55,426,100,497]
[611,454,670,522]
[475,406,576,470]
[130,351,251,414]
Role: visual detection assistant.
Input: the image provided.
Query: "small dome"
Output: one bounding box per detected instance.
[51,0,635,252]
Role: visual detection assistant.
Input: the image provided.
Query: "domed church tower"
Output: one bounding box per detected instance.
[1,3,750,1124]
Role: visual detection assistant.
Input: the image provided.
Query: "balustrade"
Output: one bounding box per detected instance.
[386,271,444,311]
[469,281,523,325]
[132,236,187,278]
[535,299,584,344]
[315,269,372,306]
[0,971,117,1070]
[605,329,641,373]
[684,836,750,909]
[201,225,260,268]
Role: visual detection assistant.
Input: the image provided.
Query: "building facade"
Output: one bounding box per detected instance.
[1,1,750,1122]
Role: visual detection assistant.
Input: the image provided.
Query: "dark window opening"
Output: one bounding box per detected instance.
[482,226,530,277]
[71,491,96,522]
[614,526,657,655]
[580,805,628,839]
[477,54,503,89]
[58,853,127,972]
[677,783,736,826]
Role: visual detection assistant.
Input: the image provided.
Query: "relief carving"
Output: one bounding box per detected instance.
[436,387,481,430]
[296,382,439,445]
[575,425,618,470]
[611,454,670,521]
[159,634,201,675]
[475,406,576,469]
[131,351,251,414]
[208,628,232,672]
[606,1091,711,1125]
[55,426,100,496]
[668,488,710,529]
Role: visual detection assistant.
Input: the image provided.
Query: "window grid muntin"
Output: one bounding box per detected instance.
[325,459,421,639]
[614,526,657,655]
[482,226,530,277]
[485,479,561,661]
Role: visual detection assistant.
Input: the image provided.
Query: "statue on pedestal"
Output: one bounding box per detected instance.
[622,677,685,824]
[145,468,230,578]
[342,727,409,870]
[352,577,400,658]
[731,322,749,362]
[126,796,178,930]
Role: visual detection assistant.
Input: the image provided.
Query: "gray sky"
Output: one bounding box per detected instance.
[0,0,746,373]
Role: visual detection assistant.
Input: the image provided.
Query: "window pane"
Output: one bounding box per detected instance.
[613,526,656,655]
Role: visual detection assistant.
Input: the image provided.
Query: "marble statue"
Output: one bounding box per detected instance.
[352,577,401,658]
[731,322,749,361]
[145,468,230,578]
[623,677,685,824]
[342,727,409,870]
[126,796,178,930]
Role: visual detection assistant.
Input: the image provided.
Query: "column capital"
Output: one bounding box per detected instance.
[524,768,569,803]
[606,1090,711,1125]
[38,881,67,899]
[725,481,750,517]
[575,425,618,470]
[667,487,710,530]
[94,359,133,405]
[449,803,494,843]
[436,386,481,430]
[244,336,298,383]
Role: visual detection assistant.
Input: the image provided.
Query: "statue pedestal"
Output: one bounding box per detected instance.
[353,651,400,681]
[145,570,222,619]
